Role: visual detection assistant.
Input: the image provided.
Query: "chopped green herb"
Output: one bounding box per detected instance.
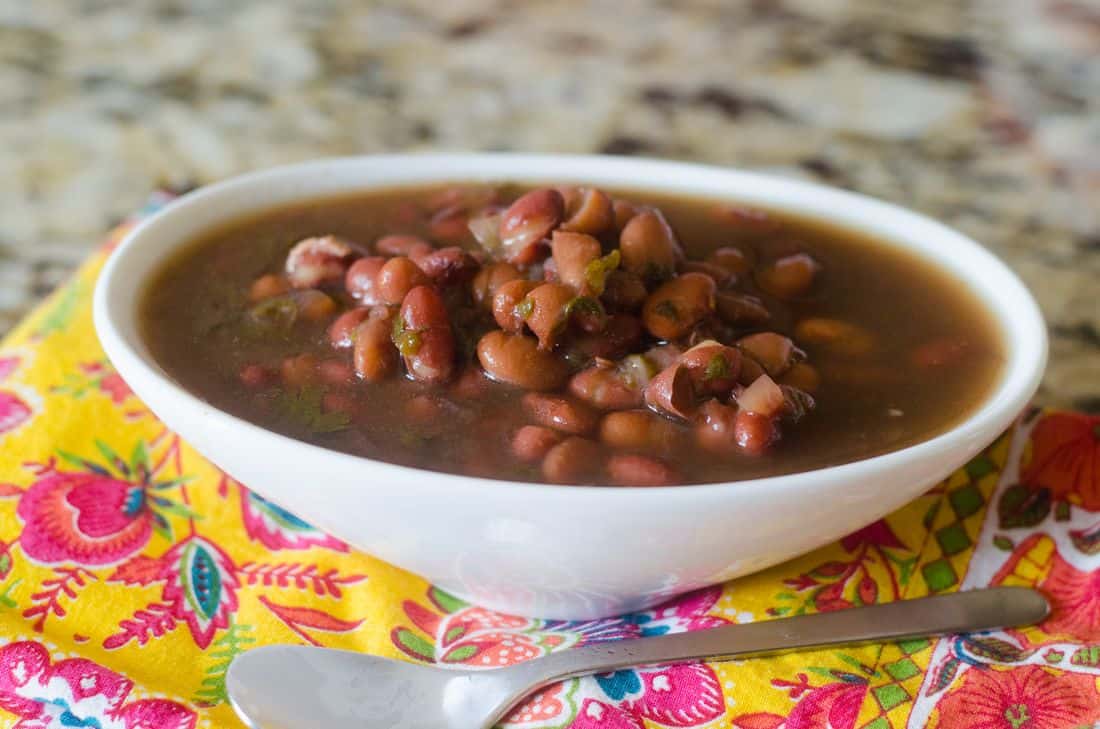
[565,296,605,320]
[654,300,679,321]
[391,315,423,355]
[703,353,730,381]
[584,250,621,295]
[247,295,298,332]
[274,385,350,433]
[514,297,535,320]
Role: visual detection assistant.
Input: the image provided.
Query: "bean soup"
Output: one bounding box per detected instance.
[142,184,1004,485]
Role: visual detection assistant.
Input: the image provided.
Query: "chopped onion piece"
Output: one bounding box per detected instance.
[467,211,502,252]
[737,374,785,417]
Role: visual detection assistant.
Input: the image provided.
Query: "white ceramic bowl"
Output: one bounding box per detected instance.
[94,154,1046,619]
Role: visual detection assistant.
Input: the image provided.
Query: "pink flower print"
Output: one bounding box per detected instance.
[0,354,35,438]
[625,586,728,636]
[1032,550,1100,644]
[0,640,196,729]
[159,535,240,649]
[17,469,152,567]
[936,664,1100,729]
[570,699,644,729]
[784,680,866,729]
[239,487,347,552]
[628,664,724,726]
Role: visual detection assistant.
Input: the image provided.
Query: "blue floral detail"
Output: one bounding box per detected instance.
[595,669,642,701]
[249,492,314,530]
[37,699,103,728]
[122,486,145,517]
[622,611,672,637]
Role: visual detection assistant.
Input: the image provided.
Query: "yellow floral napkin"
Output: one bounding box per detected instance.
[1,203,1098,729]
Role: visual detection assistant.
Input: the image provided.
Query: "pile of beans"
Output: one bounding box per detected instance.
[241,186,824,485]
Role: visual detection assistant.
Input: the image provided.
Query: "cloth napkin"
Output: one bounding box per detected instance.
[1,201,1098,729]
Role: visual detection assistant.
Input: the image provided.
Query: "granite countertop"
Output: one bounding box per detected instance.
[1,0,1097,409]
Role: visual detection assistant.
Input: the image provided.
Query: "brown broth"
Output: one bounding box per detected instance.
[141,184,1005,484]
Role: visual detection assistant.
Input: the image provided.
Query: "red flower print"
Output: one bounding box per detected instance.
[784,680,866,729]
[1032,550,1100,644]
[0,640,195,728]
[840,519,905,551]
[1021,412,1100,510]
[936,664,1100,728]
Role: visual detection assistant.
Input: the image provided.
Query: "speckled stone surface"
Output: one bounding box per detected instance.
[1,0,1097,408]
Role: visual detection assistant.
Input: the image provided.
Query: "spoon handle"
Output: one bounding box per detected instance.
[491,587,1047,722]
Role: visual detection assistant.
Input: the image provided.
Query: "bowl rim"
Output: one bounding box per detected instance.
[93,152,1048,499]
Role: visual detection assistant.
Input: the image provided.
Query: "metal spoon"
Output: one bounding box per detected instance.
[227,586,1047,729]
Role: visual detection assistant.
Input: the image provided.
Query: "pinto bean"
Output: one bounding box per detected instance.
[599,410,679,453]
[477,331,569,391]
[572,314,643,360]
[602,270,648,312]
[780,362,821,393]
[756,252,819,299]
[569,366,643,410]
[737,332,799,377]
[471,262,523,307]
[512,425,562,463]
[377,257,431,305]
[607,454,681,487]
[619,210,679,283]
[644,362,696,420]
[680,341,742,396]
[405,394,444,425]
[450,365,492,399]
[249,274,290,302]
[280,354,319,387]
[795,317,874,357]
[523,393,599,435]
[345,257,387,304]
[499,189,564,264]
[375,234,433,258]
[239,363,274,389]
[561,188,614,235]
[428,204,471,242]
[707,246,752,276]
[321,392,355,417]
[398,286,456,383]
[612,199,639,231]
[679,260,734,287]
[715,292,771,326]
[541,437,604,485]
[641,273,716,340]
[285,235,360,289]
[524,283,575,350]
[318,358,355,386]
[328,307,371,348]
[291,289,338,321]
[415,246,479,286]
[734,410,778,455]
[353,317,398,382]
[694,399,739,455]
[492,279,540,333]
[551,231,602,293]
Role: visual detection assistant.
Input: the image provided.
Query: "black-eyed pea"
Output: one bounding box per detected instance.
[492,279,540,333]
[641,273,716,340]
[377,257,431,305]
[477,331,570,391]
[756,252,819,299]
[541,437,604,484]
